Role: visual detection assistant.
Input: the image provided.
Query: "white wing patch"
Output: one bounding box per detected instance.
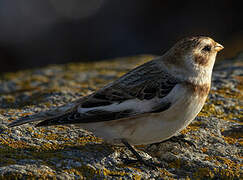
[77,97,161,114]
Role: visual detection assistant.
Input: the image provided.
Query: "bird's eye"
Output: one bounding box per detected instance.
[202,45,211,52]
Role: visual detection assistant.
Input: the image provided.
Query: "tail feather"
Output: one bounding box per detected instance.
[35,112,74,127]
[7,114,63,128]
[8,116,46,128]
[7,102,78,128]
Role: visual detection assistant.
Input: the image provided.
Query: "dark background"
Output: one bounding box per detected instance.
[0,0,242,73]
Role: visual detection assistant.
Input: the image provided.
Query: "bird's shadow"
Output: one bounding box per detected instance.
[221,125,242,142]
[0,142,116,168]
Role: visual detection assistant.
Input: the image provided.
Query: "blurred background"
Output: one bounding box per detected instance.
[0,0,242,72]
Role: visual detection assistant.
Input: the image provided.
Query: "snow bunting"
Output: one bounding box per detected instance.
[8,36,223,164]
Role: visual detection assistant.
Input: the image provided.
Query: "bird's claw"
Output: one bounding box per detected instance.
[121,139,163,170]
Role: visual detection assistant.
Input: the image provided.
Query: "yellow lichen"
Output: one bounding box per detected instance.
[233,75,243,91]
[193,168,215,179]
[181,121,201,134]
[214,168,240,179]
[1,55,242,179]
[133,174,142,180]
[3,95,15,103]
[202,156,241,179]
[198,103,222,117]
[198,100,242,124]
[222,136,238,145]
[62,165,98,178]
[159,169,174,178]
[169,159,181,169]
[0,137,31,149]
[221,128,243,145]
[211,87,242,100]
[102,168,127,176]
[201,147,208,153]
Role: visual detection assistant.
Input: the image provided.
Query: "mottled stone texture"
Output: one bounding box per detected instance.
[0,54,242,179]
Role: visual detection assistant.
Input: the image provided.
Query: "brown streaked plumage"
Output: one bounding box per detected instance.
[173,36,202,52]
[185,82,211,98]
[192,84,211,97]
[194,53,209,66]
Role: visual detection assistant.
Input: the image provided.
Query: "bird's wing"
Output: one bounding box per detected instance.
[8,59,180,127]
[35,59,180,126]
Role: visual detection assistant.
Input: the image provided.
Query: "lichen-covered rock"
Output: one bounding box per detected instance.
[0,54,242,179]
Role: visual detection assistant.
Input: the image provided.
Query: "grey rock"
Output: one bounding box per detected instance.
[0,55,242,179]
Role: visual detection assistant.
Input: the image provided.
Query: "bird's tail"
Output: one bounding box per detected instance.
[7,102,78,128]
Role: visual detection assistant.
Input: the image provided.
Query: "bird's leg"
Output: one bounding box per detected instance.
[121,139,162,169]
[163,134,196,148]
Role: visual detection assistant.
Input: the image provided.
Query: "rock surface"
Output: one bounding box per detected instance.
[0,54,242,179]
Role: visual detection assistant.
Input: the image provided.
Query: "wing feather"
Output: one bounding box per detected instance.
[80,60,179,107]
[9,59,180,127]
[35,60,180,126]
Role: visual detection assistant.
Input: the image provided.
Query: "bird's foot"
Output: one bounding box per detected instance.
[121,139,163,170]
[163,134,196,148]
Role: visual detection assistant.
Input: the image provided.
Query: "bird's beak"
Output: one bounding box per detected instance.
[214,43,224,52]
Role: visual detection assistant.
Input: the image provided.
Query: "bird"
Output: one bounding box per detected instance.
[8,36,223,167]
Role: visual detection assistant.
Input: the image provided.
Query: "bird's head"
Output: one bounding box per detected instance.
[164,36,224,84]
